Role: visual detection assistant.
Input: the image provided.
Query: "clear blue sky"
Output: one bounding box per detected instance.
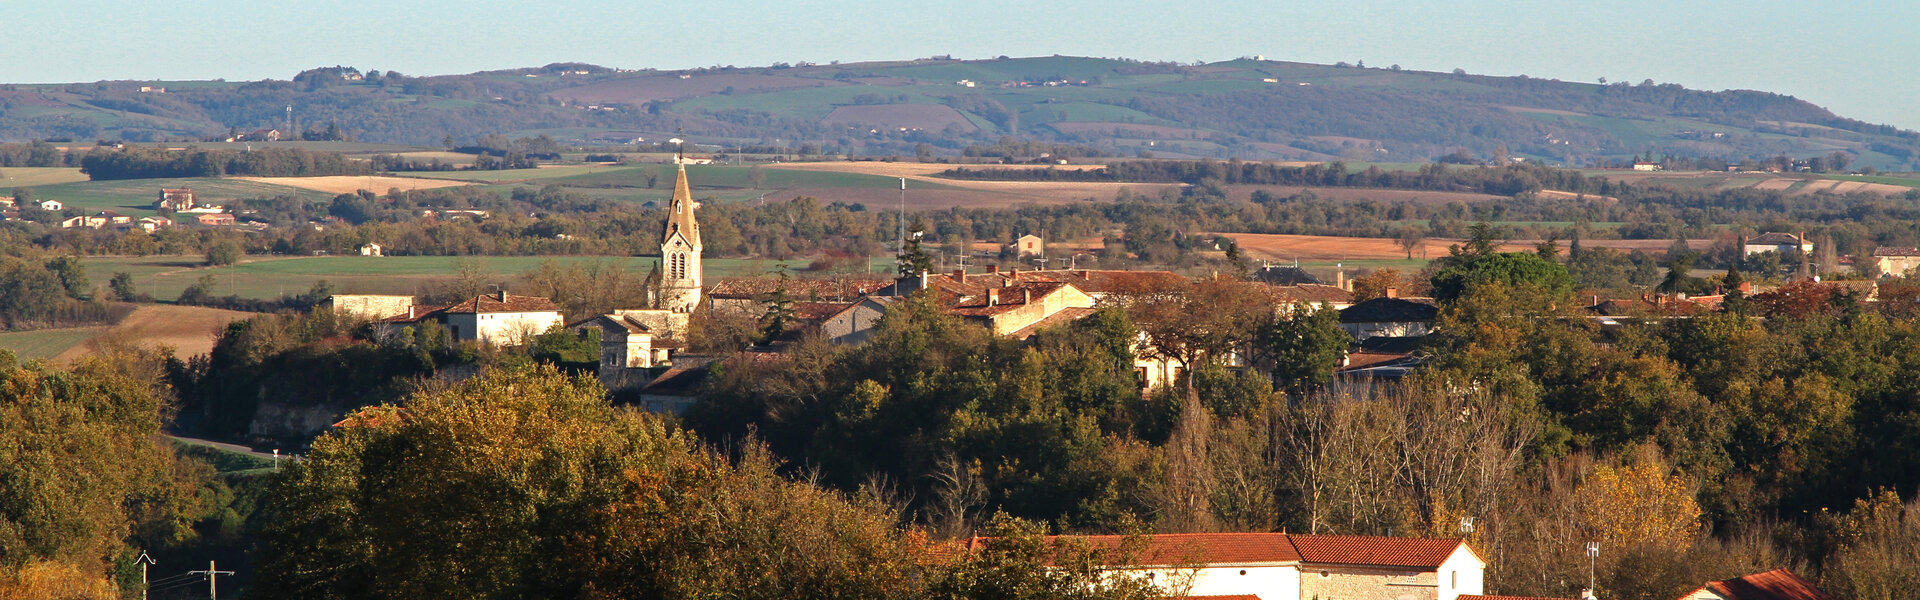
[6,0,1915,129]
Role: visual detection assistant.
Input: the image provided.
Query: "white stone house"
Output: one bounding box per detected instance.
[1742,232,1812,257]
[1015,234,1045,258]
[323,294,418,321]
[38,200,62,211]
[359,243,384,256]
[1869,247,1920,276]
[383,292,564,346]
[977,532,1485,600]
[569,311,681,393]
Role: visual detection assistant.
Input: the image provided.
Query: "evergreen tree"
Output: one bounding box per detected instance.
[897,217,933,277]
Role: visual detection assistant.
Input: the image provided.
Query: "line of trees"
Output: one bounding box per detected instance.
[78,146,370,180]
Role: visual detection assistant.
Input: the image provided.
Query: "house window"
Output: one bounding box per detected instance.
[1135,367,1148,389]
[450,325,462,339]
[1450,571,1457,588]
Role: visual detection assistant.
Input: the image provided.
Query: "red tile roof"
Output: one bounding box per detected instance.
[707,275,892,300]
[1458,596,1571,600]
[1012,533,1467,568]
[1008,306,1098,340]
[793,301,854,322]
[438,293,562,314]
[1339,351,1411,372]
[1289,534,1466,568]
[1747,232,1806,246]
[947,281,1071,317]
[1042,533,1302,565]
[1701,568,1832,600]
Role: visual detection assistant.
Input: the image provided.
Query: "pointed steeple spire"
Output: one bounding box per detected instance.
[663,164,700,249]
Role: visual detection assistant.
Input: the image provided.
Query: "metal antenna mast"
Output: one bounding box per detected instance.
[189,560,233,600]
[136,551,156,600]
[897,177,907,256]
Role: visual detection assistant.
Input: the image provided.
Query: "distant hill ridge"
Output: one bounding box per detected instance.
[1,55,1914,169]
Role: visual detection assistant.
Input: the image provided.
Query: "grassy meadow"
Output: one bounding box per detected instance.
[0,327,108,360]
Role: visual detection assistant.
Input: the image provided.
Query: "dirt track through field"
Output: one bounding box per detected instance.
[52,305,257,364]
[232,175,473,194]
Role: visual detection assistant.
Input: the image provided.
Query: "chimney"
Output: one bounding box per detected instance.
[987,288,1000,306]
[407,306,415,319]
[498,290,509,302]
[953,268,966,283]
[919,270,929,291]
[1023,289,1031,304]
[1336,269,1346,291]
[1384,287,1398,299]
[987,264,999,274]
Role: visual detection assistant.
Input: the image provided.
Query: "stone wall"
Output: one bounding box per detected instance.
[1299,566,1437,600]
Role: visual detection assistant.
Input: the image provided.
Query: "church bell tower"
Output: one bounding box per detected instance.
[660,146,702,312]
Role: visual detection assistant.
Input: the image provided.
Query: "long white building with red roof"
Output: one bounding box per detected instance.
[979,532,1485,600]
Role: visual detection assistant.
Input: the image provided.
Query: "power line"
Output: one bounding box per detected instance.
[188,560,234,600]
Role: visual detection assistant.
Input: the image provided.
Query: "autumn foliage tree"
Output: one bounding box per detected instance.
[254,363,933,599]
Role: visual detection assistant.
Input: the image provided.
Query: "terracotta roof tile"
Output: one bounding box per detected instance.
[707,276,892,300]
[792,301,854,322]
[1008,306,1098,340]
[439,293,562,314]
[1748,232,1806,246]
[1872,246,1920,257]
[1288,534,1464,568]
[1703,568,1832,600]
[1044,533,1302,565]
[1012,533,1466,569]
[946,282,1077,317]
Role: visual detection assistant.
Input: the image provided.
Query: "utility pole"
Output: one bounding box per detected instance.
[137,551,156,600]
[897,177,907,257]
[189,560,233,600]
[1585,542,1599,595]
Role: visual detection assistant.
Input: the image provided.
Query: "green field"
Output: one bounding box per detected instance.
[84,255,898,301]
[405,164,608,182]
[0,167,90,188]
[30,177,331,215]
[0,326,106,360]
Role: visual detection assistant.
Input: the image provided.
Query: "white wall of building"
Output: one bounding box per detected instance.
[1436,546,1486,600]
[445,311,563,345]
[1175,564,1301,600]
